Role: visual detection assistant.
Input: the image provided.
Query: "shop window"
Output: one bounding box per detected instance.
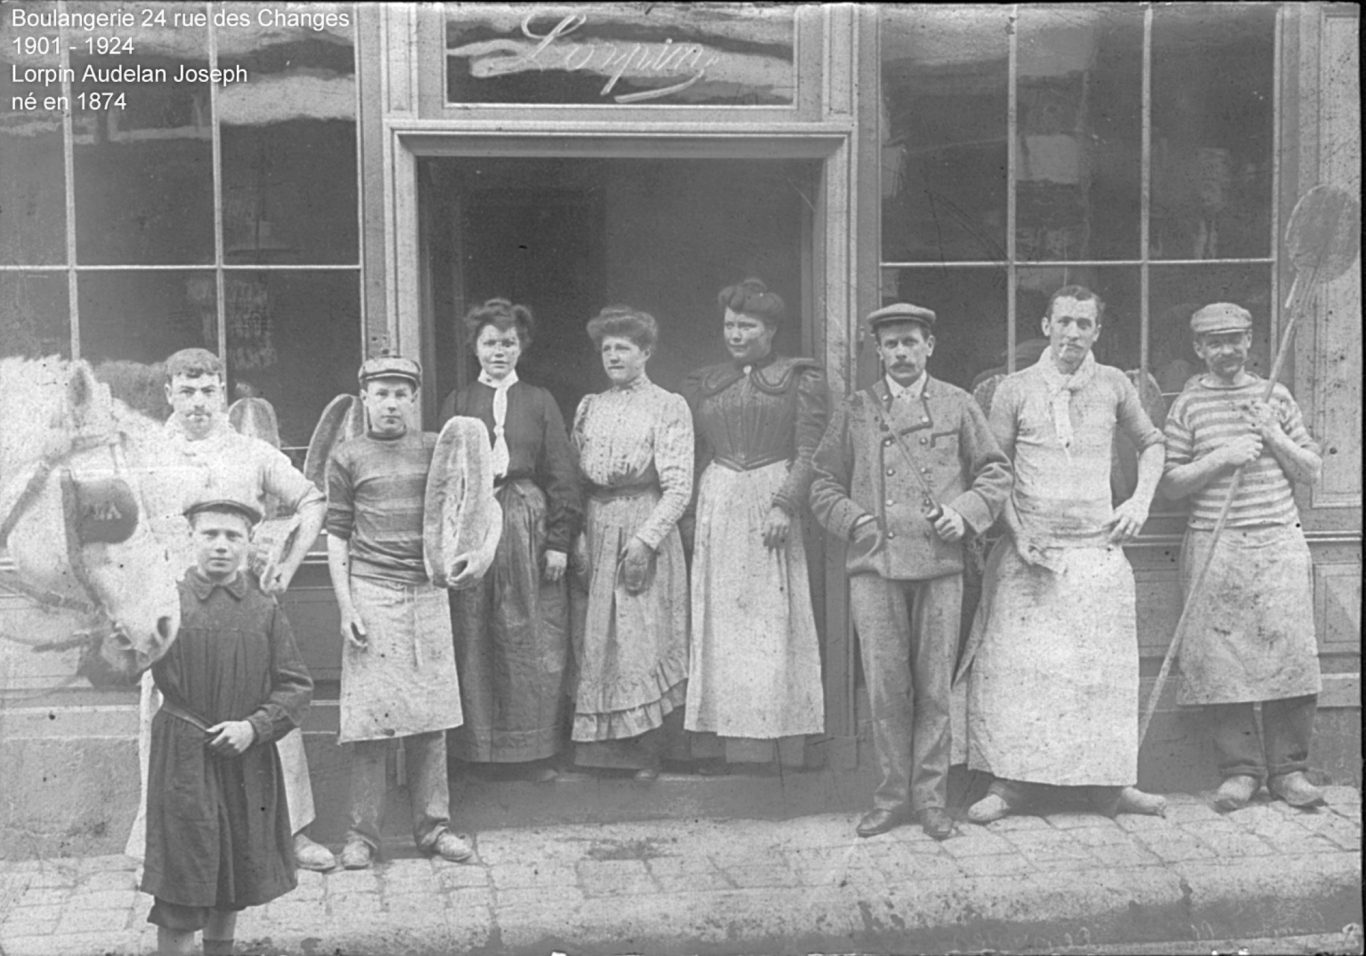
[0,2,361,465]
[444,3,797,107]
[880,3,1280,404]
[0,272,69,359]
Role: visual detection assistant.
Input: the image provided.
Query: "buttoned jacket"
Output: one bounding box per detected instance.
[811,376,1013,580]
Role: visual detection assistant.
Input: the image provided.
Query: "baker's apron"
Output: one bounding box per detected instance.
[1176,523,1321,706]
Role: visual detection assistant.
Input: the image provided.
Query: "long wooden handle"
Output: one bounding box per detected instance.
[1137,266,1316,747]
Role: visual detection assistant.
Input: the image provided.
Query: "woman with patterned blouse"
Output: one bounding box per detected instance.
[682,278,828,772]
[569,306,694,782]
[440,299,583,781]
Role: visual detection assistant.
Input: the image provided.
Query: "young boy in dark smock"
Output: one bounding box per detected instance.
[140,497,312,956]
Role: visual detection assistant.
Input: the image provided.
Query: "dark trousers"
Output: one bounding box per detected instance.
[1208,695,1317,781]
[849,572,961,814]
[347,731,451,852]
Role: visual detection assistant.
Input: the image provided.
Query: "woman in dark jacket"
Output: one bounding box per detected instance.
[441,298,583,780]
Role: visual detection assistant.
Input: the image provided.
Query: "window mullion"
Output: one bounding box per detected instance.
[59,0,78,359]
[208,0,226,366]
[1005,5,1019,374]
[1269,4,1284,354]
[1139,4,1153,379]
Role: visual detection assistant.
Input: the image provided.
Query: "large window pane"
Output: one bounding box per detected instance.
[881,6,1009,263]
[77,271,217,365]
[445,3,797,106]
[0,0,66,265]
[0,272,69,358]
[224,271,361,450]
[68,2,214,264]
[881,266,1007,391]
[1016,6,1143,261]
[218,5,358,265]
[1151,4,1276,260]
[1149,264,1272,398]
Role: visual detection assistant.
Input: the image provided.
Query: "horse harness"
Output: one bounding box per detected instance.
[0,426,142,653]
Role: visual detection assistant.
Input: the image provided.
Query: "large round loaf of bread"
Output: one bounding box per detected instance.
[423,416,502,590]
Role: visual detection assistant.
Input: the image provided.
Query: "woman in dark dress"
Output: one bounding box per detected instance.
[441,298,583,780]
[681,278,827,771]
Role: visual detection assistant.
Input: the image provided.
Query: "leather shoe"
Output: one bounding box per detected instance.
[340,839,373,870]
[293,832,337,872]
[430,830,475,862]
[1212,774,1260,813]
[855,807,907,838]
[1268,771,1326,808]
[919,808,955,841]
[967,793,1016,824]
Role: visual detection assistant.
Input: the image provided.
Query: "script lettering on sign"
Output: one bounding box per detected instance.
[445,4,796,107]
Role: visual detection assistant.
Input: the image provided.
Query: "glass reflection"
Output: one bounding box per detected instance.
[218,3,357,265]
[880,267,1007,392]
[1151,5,1276,260]
[224,271,360,449]
[0,272,69,358]
[1149,265,1272,398]
[77,271,217,365]
[68,2,214,264]
[0,1,66,265]
[1016,6,1143,261]
[881,6,1009,264]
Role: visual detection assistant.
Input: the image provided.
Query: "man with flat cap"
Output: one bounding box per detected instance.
[325,352,483,868]
[963,285,1168,824]
[1160,302,1325,812]
[811,302,1012,838]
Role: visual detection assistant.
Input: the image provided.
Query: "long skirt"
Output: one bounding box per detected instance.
[1176,523,1320,706]
[684,460,824,746]
[570,489,688,758]
[450,480,569,762]
[340,577,462,744]
[141,713,295,909]
[966,542,1138,787]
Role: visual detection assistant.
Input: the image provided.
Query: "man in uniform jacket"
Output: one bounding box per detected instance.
[811,302,1012,839]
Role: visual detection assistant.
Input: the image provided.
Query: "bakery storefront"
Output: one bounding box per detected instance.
[1,3,1359,850]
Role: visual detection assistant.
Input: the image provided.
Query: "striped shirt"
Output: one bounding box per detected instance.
[1163,376,1317,529]
[325,429,436,584]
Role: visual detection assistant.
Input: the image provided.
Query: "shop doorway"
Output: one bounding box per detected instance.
[419,157,820,426]
[417,154,843,784]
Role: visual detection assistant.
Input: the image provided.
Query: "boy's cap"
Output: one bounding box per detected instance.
[184,496,262,527]
[358,351,422,388]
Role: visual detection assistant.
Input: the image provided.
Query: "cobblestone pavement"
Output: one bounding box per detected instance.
[0,789,1359,956]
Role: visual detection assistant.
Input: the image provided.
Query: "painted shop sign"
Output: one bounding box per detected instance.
[444,3,796,106]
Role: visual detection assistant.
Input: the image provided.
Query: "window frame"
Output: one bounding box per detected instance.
[876,2,1290,528]
[0,0,367,460]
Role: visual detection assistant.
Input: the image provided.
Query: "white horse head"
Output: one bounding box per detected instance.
[0,357,182,685]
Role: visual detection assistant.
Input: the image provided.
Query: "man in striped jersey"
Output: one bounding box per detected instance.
[1160,302,1325,812]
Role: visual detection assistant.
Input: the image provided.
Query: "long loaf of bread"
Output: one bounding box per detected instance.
[304,394,365,491]
[423,416,502,590]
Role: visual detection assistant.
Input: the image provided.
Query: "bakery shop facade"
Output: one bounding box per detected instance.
[1,3,1360,848]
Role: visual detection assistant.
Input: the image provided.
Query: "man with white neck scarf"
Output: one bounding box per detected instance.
[964,285,1169,824]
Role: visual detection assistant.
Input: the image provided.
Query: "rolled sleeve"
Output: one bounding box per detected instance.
[1115,371,1163,452]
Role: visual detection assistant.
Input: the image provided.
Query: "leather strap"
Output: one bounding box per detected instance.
[863,388,941,517]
